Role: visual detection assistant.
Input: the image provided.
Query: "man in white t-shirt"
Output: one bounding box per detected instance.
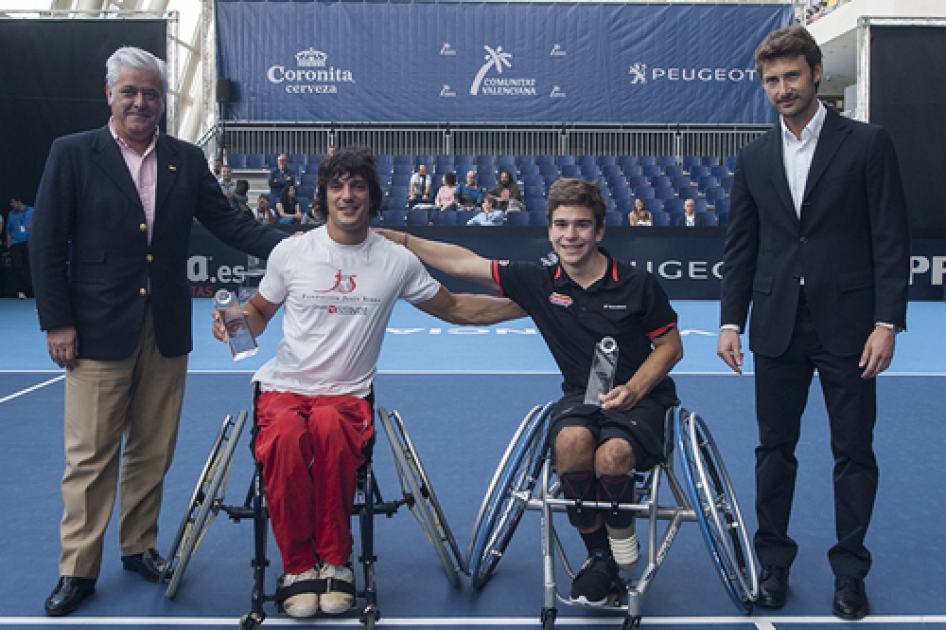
[213,146,523,619]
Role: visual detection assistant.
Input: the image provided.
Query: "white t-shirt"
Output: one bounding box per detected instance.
[253,227,441,398]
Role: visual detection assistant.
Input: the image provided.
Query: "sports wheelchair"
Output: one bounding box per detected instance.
[467,402,759,629]
[161,402,466,628]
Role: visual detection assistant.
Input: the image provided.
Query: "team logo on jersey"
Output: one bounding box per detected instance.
[313,270,357,294]
[549,292,573,307]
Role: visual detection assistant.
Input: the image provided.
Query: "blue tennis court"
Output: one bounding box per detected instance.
[2,298,945,629]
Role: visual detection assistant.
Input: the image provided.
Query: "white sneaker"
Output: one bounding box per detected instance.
[278,567,320,618]
[318,561,355,614]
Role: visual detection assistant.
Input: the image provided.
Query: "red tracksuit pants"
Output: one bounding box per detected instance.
[254,390,374,574]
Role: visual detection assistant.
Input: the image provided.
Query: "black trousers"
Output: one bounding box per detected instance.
[753,291,877,579]
[8,241,32,297]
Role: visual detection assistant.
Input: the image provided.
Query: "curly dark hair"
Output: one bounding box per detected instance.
[314,144,383,222]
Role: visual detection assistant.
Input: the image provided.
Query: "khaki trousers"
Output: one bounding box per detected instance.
[58,304,187,578]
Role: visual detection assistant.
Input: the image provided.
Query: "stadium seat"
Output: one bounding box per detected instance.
[617,155,637,169]
[454,154,474,168]
[611,186,633,200]
[535,154,555,166]
[524,185,545,198]
[516,155,535,167]
[654,186,676,200]
[382,210,405,225]
[682,156,703,171]
[714,199,730,216]
[645,198,664,214]
[496,154,516,167]
[671,175,694,190]
[555,155,576,166]
[664,165,685,178]
[705,187,727,204]
[663,198,684,215]
[580,164,600,180]
[295,185,315,199]
[614,198,633,215]
[391,173,411,188]
[678,187,699,200]
[710,165,731,178]
[505,211,530,226]
[623,164,644,178]
[652,210,670,226]
[633,186,655,200]
[637,156,657,166]
[657,155,677,168]
[689,165,712,181]
[577,155,596,167]
[430,210,457,226]
[525,197,546,214]
[539,164,560,179]
[288,153,307,165]
[641,164,662,178]
[698,176,720,192]
[246,154,266,170]
[478,173,497,188]
[726,156,738,171]
[717,211,729,226]
[406,209,430,226]
[456,209,478,225]
[627,175,648,189]
[528,211,548,226]
[561,164,580,178]
[604,211,625,227]
[394,154,413,165]
[651,175,672,189]
[307,153,324,165]
[703,210,718,226]
[227,153,247,169]
[702,156,721,167]
[597,155,617,167]
[519,164,540,178]
[523,175,545,189]
[265,154,280,168]
[720,175,734,191]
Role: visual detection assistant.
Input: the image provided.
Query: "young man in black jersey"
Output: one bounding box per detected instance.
[378,177,682,606]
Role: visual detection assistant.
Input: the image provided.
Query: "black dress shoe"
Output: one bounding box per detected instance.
[45,576,96,617]
[756,565,789,609]
[121,548,170,583]
[833,575,869,620]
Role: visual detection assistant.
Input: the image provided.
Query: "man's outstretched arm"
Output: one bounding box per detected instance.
[415,286,526,326]
[376,229,498,290]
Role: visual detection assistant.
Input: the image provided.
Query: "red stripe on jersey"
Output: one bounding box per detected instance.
[647,322,677,339]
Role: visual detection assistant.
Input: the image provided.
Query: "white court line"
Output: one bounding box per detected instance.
[0,375,64,404]
[2,616,946,627]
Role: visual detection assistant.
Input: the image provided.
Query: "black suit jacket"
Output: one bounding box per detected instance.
[720,108,910,357]
[31,126,286,360]
[675,213,706,227]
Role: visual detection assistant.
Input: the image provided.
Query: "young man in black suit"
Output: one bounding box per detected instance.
[717,26,910,620]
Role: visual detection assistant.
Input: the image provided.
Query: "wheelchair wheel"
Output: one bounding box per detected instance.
[164,410,248,599]
[676,408,758,613]
[467,402,552,590]
[376,407,465,587]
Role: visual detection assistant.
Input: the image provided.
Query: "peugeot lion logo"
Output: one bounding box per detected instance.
[629,63,648,85]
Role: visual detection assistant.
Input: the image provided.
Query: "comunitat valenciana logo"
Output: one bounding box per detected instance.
[628,62,758,85]
[470,45,537,97]
[267,48,355,93]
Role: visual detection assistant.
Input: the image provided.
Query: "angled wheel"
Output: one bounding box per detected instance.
[467,402,552,590]
[676,408,758,613]
[377,407,465,587]
[164,411,248,599]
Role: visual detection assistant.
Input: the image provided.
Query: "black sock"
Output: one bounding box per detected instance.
[580,526,610,558]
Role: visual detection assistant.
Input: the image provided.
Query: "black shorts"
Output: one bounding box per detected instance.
[548,391,673,471]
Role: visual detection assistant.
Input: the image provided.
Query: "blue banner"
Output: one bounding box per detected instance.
[188,227,946,302]
[216,1,792,125]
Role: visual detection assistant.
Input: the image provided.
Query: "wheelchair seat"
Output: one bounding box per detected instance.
[466,402,758,629]
[161,403,465,629]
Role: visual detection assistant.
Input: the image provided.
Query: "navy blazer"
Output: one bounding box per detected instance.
[720,108,910,358]
[31,126,286,360]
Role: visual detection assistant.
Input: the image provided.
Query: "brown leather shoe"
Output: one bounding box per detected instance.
[121,548,170,583]
[45,576,96,617]
[757,565,789,609]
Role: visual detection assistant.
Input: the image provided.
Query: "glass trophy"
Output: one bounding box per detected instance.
[213,289,258,361]
[584,337,619,406]
[238,254,265,304]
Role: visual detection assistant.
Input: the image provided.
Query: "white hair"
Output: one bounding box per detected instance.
[106,46,167,95]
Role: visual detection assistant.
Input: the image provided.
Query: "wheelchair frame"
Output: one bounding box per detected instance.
[161,405,466,629]
[467,402,758,629]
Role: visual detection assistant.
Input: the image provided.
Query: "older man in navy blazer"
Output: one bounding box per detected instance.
[717,26,909,620]
[31,46,285,616]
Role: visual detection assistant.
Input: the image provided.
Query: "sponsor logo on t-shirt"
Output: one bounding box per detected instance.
[603,304,627,310]
[549,292,573,307]
[312,270,357,294]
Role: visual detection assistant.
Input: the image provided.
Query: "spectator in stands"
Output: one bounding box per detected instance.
[465,195,504,226]
[269,154,296,196]
[487,168,523,211]
[675,199,705,227]
[256,194,276,224]
[6,195,34,299]
[435,172,458,211]
[327,144,337,157]
[409,164,433,208]
[277,184,304,224]
[628,198,653,227]
[455,170,485,210]
[218,165,236,200]
[212,157,223,178]
[212,145,523,619]
[31,46,285,618]
[379,177,683,609]
[231,180,252,216]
